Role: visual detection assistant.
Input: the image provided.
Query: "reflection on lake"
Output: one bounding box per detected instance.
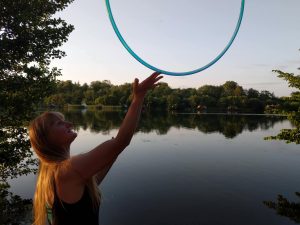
[7,111,300,225]
[65,110,286,138]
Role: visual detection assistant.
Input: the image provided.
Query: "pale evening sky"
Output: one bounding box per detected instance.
[51,0,300,97]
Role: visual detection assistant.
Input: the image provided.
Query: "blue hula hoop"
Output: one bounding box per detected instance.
[105,0,245,76]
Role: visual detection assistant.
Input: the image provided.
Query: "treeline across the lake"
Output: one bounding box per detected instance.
[43,80,285,113]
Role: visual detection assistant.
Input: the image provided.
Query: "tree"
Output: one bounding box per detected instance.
[167,92,181,110]
[246,88,260,99]
[265,70,300,144]
[0,0,74,118]
[1,0,75,173]
[0,1,74,223]
[222,81,238,97]
[263,50,300,224]
[84,89,96,105]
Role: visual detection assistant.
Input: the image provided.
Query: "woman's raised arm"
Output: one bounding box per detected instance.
[70,72,163,182]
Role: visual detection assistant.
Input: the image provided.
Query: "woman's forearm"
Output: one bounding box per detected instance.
[115,96,144,146]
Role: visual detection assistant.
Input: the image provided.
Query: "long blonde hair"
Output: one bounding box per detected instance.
[29,112,100,225]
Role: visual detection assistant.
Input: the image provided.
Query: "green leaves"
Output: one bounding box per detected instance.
[1,0,74,119]
[0,0,74,68]
[264,126,300,144]
[264,193,300,224]
[0,0,75,182]
[265,68,300,145]
[0,1,73,223]
[273,70,300,90]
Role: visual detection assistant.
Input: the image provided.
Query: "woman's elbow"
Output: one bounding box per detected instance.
[122,139,131,148]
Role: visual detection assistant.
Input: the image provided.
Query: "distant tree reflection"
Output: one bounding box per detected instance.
[0,109,288,224]
[64,110,285,138]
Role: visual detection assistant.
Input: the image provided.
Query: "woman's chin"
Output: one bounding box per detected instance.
[69,131,77,142]
[72,132,78,139]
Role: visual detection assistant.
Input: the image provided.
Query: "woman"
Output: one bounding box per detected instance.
[29,72,163,225]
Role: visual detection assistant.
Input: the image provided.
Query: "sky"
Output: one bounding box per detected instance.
[51,0,300,97]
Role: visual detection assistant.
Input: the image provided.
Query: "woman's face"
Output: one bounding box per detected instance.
[47,116,77,150]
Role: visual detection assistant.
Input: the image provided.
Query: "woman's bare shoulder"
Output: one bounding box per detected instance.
[56,158,87,186]
[54,159,86,203]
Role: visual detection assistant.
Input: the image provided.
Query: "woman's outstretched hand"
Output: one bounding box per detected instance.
[133,72,163,100]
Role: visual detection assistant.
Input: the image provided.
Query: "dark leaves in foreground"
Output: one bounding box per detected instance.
[263,192,300,224]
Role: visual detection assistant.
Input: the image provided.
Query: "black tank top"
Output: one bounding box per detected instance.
[52,185,99,225]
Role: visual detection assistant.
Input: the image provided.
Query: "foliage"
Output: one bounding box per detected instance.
[274,70,300,90]
[263,51,300,223]
[0,183,32,225]
[0,127,37,180]
[0,1,74,223]
[264,67,300,144]
[264,193,300,224]
[44,80,280,113]
[0,0,74,176]
[0,0,74,119]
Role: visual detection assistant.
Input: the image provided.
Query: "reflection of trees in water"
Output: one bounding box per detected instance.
[64,110,286,138]
[64,110,124,134]
[264,192,300,224]
[0,110,287,224]
[195,114,283,138]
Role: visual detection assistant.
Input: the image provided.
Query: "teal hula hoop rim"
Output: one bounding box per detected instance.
[105,0,245,76]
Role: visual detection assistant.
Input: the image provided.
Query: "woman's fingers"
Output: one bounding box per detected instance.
[134,78,139,85]
[151,71,161,77]
[133,78,139,87]
[147,71,161,82]
[154,75,163,82]
[135,72,163,92]
[145,73,163,84]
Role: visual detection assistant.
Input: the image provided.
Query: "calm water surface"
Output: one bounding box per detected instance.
[8,112,300,225]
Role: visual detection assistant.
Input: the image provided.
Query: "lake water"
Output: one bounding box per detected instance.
[8,111,300,225]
